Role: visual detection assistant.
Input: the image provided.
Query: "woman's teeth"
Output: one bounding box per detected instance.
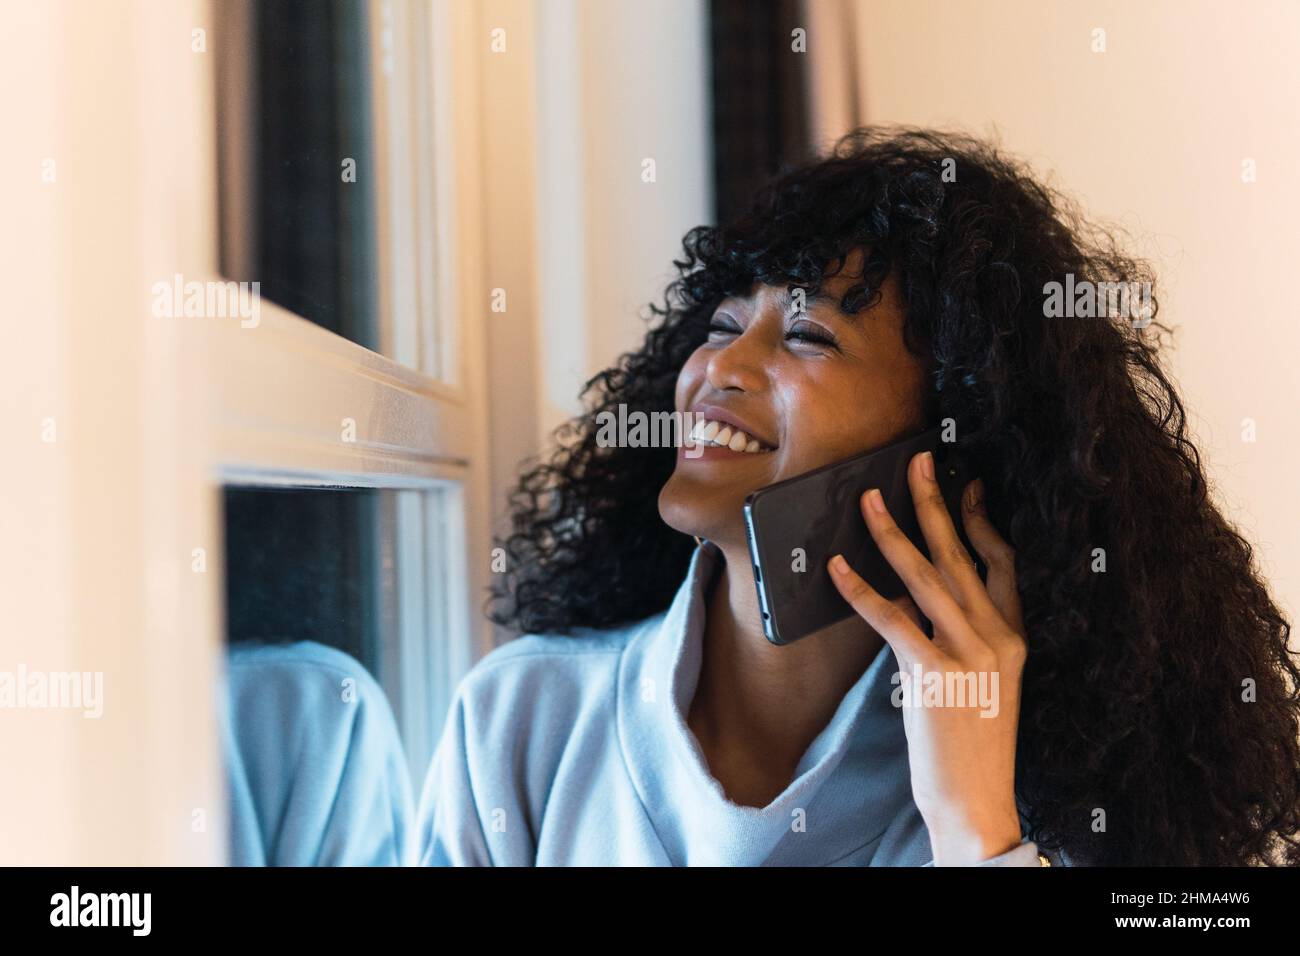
[688,418,773,453]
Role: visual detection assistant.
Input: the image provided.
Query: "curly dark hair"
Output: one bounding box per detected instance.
[488,126,1300,867]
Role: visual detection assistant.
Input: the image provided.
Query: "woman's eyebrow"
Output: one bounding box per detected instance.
[774,287,837,310]
[720,285,857,318]
[776,286,850,315]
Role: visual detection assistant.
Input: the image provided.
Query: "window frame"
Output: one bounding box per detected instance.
[203,0,491,859]
[157,0,488,868]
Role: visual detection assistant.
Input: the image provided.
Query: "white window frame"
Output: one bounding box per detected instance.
[211,0,493,828]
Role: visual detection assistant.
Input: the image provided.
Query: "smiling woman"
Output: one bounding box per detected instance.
[659,249,929,546]
[420,126,1300,868]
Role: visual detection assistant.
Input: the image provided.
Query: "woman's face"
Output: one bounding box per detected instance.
[658,249,930,547]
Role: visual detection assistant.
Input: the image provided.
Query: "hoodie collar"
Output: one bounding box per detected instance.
[616,539,917,865]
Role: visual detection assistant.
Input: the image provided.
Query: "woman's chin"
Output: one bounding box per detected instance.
[657,478,746,546]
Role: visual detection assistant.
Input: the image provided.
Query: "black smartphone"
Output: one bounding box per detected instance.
[742,427,979,646]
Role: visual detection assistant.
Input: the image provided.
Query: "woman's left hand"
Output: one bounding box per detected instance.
[826,450,1028,865]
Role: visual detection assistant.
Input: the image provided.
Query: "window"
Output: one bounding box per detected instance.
[223,0,380,349]
[210,0,491,860]
[223,484,469,775]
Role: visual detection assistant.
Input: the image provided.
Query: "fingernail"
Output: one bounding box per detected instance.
[866,488,886,514]
[919,450,935,481]
[830,554,849,575]
[965,478,984,512]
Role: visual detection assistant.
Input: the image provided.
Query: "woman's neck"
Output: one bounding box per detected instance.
[686,539,886,808]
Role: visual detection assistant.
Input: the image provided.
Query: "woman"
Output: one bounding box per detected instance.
[416,127,1300,866]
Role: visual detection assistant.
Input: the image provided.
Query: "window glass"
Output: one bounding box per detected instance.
[221,486,406,865]
[218,0,380,350]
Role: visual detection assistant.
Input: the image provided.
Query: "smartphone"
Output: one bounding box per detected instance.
[742,427,979,646]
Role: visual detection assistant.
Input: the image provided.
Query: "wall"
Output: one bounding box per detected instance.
[481,0,713,593]
[845,0,1300,619]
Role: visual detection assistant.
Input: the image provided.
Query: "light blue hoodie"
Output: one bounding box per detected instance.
[221,640,416,866]
[417,540,1058,866]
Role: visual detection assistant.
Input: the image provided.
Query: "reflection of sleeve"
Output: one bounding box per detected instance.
[222,641,415,867]
[414,683,494,866]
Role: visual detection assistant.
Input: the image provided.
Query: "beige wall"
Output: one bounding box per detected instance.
[471,0,712,646]
[482,0,713,557]
[533,0,714,440]
[842,0,1300,620]
[1,0,224,864]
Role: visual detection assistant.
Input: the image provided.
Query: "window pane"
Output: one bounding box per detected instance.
[223,486,380,663]
[221,486,405,865]
[218,0,379,350]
